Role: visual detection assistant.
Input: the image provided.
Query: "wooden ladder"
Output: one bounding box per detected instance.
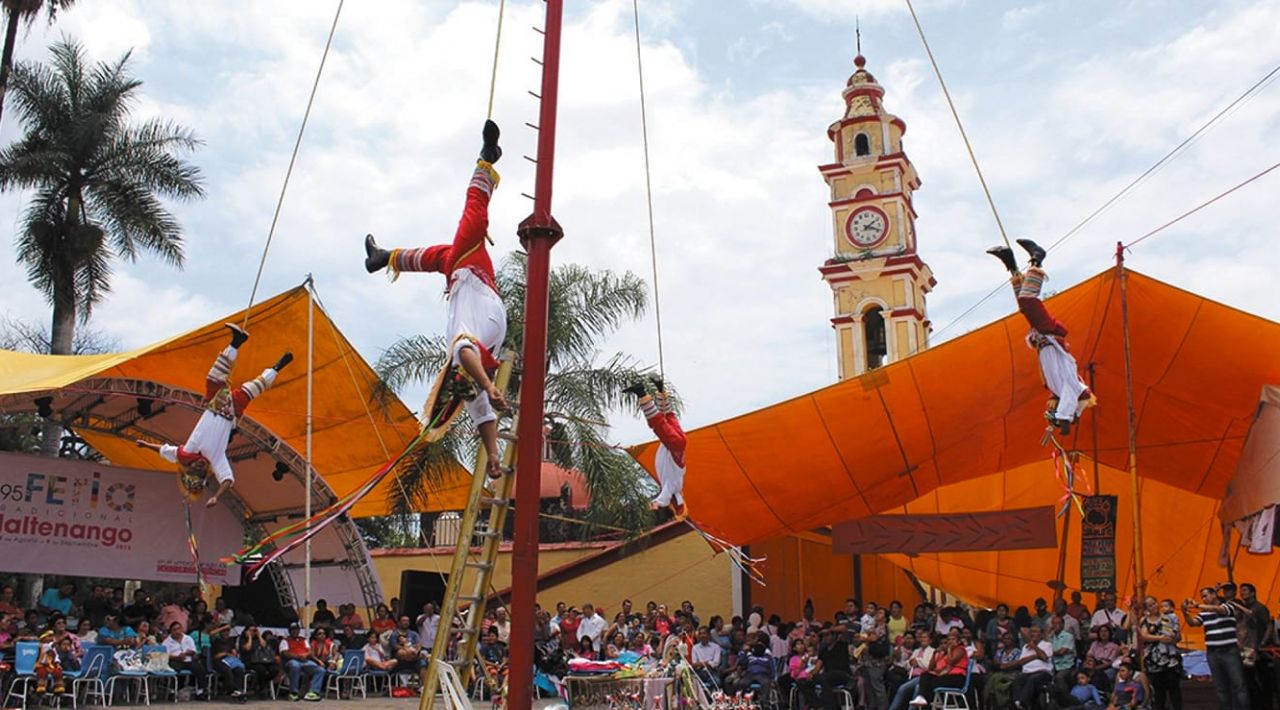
[421,351,520,706]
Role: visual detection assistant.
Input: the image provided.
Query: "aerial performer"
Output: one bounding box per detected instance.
[988,239,1095,435]
[625,375,687,518]
[136,324,293,507]
[362,120,509,479]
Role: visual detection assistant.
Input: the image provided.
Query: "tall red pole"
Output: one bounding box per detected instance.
[509,0,564,707]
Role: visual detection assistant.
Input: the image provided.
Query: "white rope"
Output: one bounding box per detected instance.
[632,0,666,377]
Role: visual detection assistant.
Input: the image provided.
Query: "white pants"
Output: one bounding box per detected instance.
[448,269,507,426]
[160,411,235,484]
[653,445,686,507]
[1038,339,1088,421]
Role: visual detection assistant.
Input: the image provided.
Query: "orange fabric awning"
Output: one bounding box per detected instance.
[631,268,1280,604]
[0,287,470,518]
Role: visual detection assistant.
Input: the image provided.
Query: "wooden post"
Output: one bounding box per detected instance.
[1116,244,1146,604]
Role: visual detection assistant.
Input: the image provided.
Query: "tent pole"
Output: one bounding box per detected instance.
[305,276,315,629]
[1088,363,1101,493]
[1054,498,1072,602]
[1116,245,1146,606]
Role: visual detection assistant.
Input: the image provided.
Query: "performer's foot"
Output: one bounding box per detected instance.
[622,380,648,398]
[364,234,390,273]
[1015,238,1047,267]
[1057,419,1072,436]
[480,119,502,164]
[274,352,295,372]
[225,322,250,349]
[648,374,665,392]
[986,246,1019,274]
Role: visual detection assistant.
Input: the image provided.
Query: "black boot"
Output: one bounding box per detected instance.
[225,323,250,349]
[364,234,390,273]
[622,380,648,398]
[273,352,294,372]
[986,246,1018,274]
[647,374,665,393]
[480,119,502,164]
[1016,238,1047,267]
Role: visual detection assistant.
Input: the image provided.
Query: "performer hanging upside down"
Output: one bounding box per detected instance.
[625,376,687,517]
[988,239,1096,435]
[363,120,509,478]
[137,324,293,507]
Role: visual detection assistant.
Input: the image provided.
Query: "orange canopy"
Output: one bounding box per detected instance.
[631,268,1280,605]
[0,286,469,518]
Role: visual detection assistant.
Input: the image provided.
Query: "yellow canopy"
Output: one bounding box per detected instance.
[0,286,470,517]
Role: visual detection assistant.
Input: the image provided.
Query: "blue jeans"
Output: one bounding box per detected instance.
[284,659,324,694]
[1206,646,1250,710]
[889,676,920,710]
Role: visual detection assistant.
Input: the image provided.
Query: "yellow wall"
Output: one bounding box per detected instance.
[369,529,735,622]
[539,530,733,621]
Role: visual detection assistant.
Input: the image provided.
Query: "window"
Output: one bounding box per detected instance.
[854,133,871,157]
[863,306,887,369]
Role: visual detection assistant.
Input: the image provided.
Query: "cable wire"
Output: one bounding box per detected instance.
[632,0,666,377]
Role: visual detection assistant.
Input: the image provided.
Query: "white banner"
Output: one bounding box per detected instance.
[0,451,243,585]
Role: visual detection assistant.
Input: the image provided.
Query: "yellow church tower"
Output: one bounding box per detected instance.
[819,52,935,379]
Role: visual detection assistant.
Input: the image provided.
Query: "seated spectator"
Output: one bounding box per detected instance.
[478,626,508,669]
[158,596,189,634]
[693,627,723,687]
[1048,614,1078,693]
[984,632,1022,708]
[0,612,15,654]
[83,585,111,629]
[75,618,97,645]
[56,635,80,672]
[1109,662,1144,709]
[34,631,65,695]
[311,599,336,629]
[890,629,935,710]
[97,612,138,649]
[37,582,75,620]
[1010,625,1054,709]
[0,584,21,616]
[986,604,1020,646]
[369,604,395,638]
[338,603,366,630]
[189,617,212,656]
[48,615,82,660]
[211,626,247,700]
[279,623,324,701]
[363,633,396,671]
[213,598,235,627]
[310,627,339,674]
[739,639,774,696]
[573,636,596,660]
[163,621,208,698]
[604,631,626,659]
[817,625,854,710]
[335,623,362,652]
[909,628,968,706]
[134,619,158,645]
[1084,625,1121,690]
[388,615,424,671]
[1068,670,1104,709]
[239,625,280,699]
[123,589,156,628]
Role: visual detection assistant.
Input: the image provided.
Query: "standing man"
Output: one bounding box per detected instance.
[163,621,207,698]
[577,603,607,653]
[691,627,722,687]
[1182,586,1250,709]
[1235,582,1274,708]
[416,602,440,656]
[1047,615,1077,696]
[1090,592,1128,644]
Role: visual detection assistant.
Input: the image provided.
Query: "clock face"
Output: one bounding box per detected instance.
[845,206,889,248]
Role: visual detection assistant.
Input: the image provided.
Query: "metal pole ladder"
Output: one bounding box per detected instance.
[421,351,521,707]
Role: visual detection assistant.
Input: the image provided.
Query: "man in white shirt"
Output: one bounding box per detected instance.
[933,607,964,637]
[1010,626,1053,709]
[416,603,440,654]
[691,627,722,686]
[577,603,608,653]
[162,622,207,696]
[1090,592,1128,643]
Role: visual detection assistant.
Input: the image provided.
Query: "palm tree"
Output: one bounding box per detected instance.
[0,38,205,454]
[376,252,662,539]
[0,0,77,129]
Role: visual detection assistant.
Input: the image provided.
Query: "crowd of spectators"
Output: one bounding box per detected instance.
[2,579,1275,709]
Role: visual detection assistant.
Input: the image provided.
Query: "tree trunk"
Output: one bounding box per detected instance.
[38,261,75,457]
[0,8,21,131]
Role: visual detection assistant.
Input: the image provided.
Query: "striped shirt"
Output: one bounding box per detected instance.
[1199,608,1238,648]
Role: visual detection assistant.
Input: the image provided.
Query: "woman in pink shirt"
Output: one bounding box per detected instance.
[788,638,817,710]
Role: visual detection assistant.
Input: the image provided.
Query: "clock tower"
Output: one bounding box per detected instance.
[819,52,935,378]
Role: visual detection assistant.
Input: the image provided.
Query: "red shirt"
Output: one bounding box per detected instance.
[559,618,581,643]
[280,637,309,659]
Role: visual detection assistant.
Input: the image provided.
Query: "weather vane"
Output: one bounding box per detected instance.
[856,16,862,54]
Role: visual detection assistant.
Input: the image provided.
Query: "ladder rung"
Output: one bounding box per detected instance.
[479,496,510,507]
[465,560,493,571]
[498,430,518,442]
[458,594,483,604]
[474,529,501,539]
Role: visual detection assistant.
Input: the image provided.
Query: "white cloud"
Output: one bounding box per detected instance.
[0,0,1277,450]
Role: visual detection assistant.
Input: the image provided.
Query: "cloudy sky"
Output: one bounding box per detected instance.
[1,0,1277,444]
